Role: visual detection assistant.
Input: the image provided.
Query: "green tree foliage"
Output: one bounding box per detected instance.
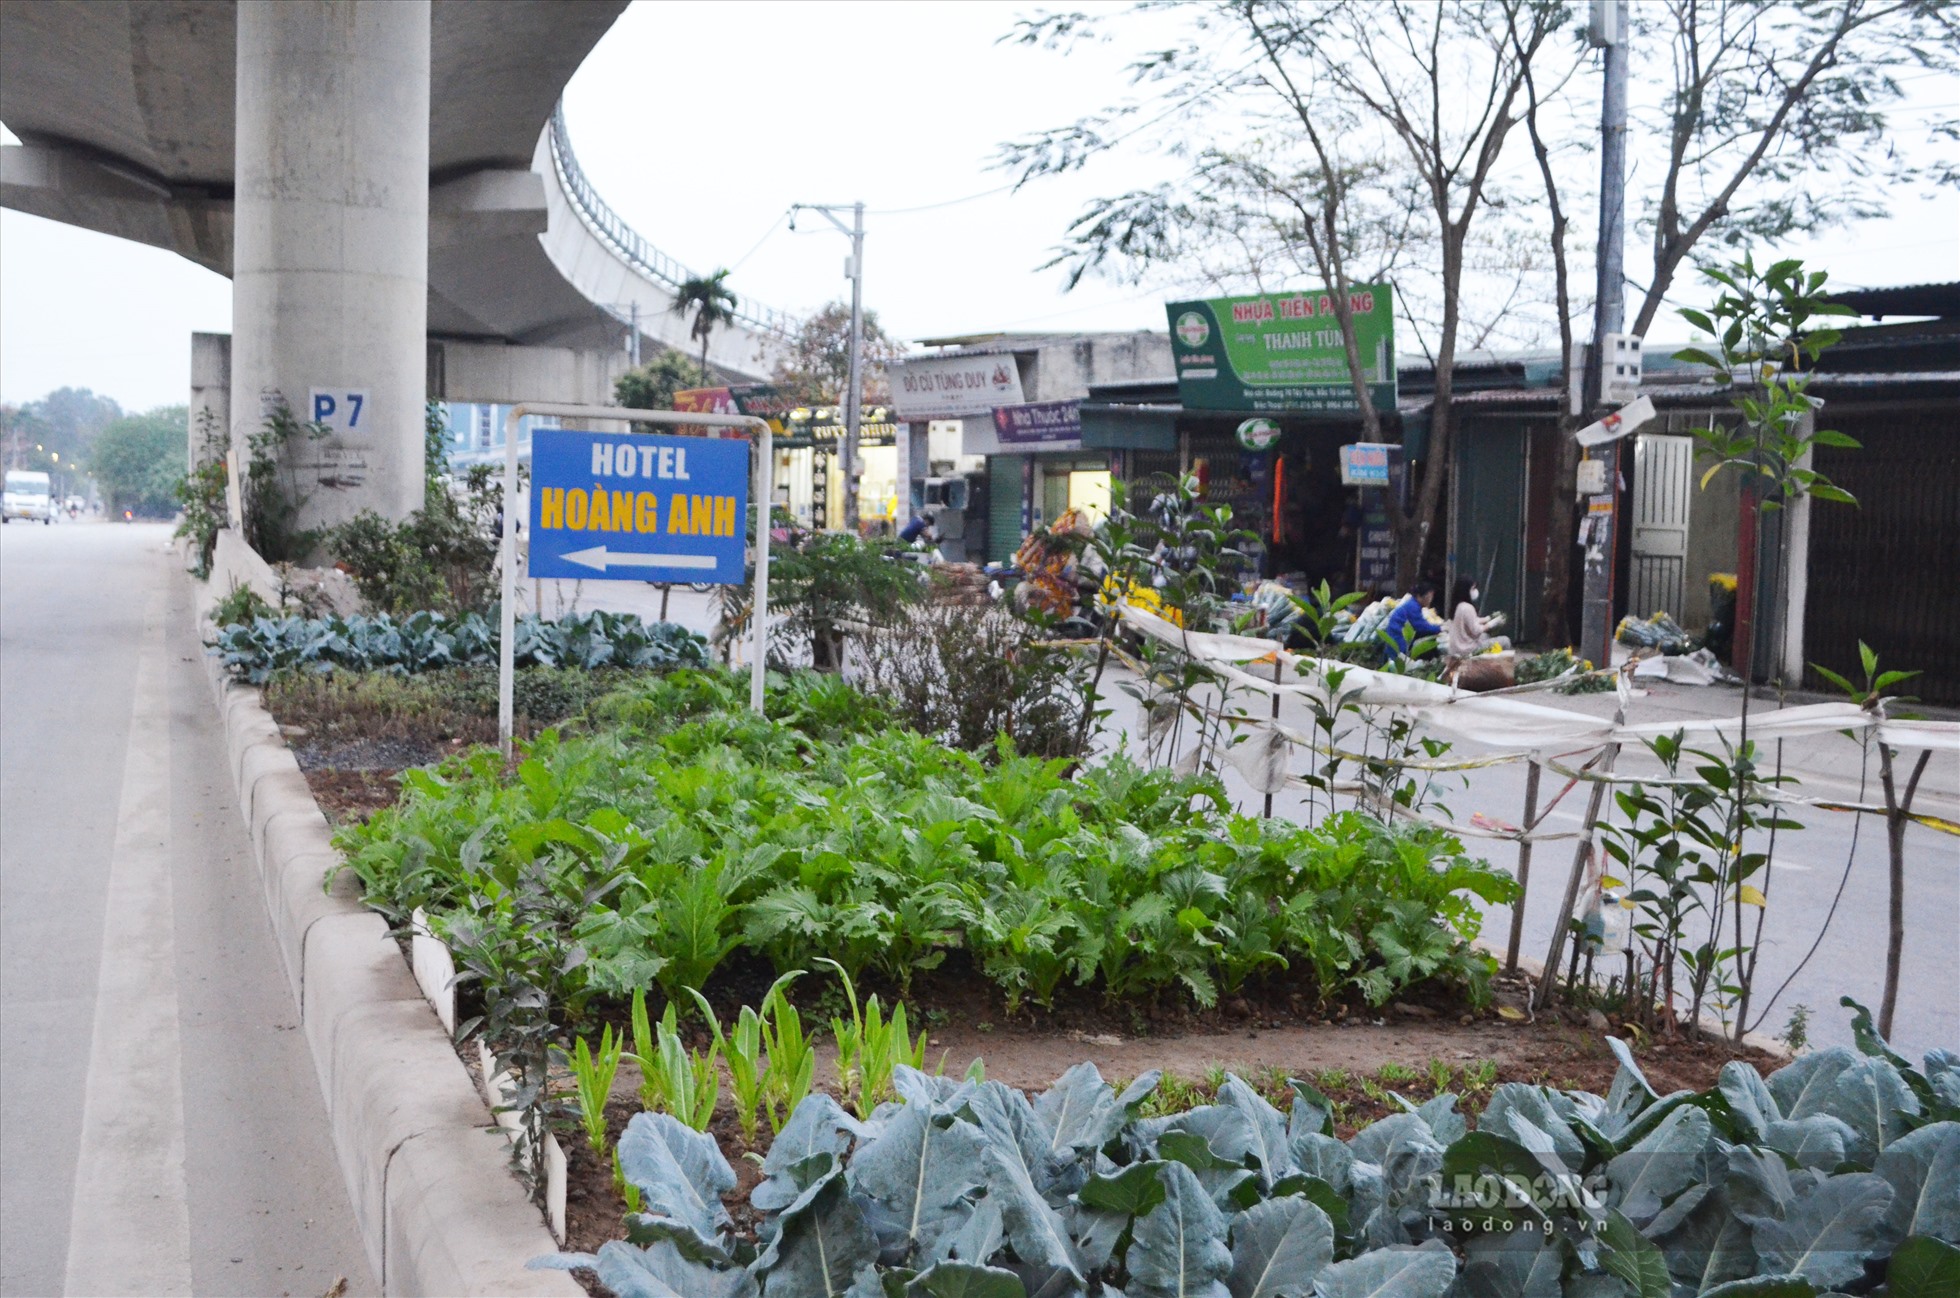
[614,350,708,410]
[770,300,907,407]
[1,387,121,472]
[89,406,189,517]
[329,402,506,614]
[768,532,924,670]
[670,269,739,381]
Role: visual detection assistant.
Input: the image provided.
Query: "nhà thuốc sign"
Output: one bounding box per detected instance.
[992,400,1082,447]
[1167,284,1397,414]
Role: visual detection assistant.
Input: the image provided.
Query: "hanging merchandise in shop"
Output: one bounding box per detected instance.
[1168,284,1397,413]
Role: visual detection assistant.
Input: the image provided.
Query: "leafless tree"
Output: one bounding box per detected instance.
[1533,0,1957,639]
[1000,0,1564,586]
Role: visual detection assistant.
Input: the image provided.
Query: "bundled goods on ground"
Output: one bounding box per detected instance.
[929,562,994,607]
[1616,611,1697,656]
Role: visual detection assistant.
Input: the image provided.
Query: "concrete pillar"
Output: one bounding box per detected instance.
[189,332,231,469]
[231,0,431,543]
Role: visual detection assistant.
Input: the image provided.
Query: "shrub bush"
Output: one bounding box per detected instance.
[856,599,1087,758]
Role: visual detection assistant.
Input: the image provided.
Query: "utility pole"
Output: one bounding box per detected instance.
[628,301,641,368]
[1579,0,1627,670]
[790,201,866,531]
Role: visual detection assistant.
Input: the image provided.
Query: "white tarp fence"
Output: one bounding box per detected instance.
[1116,604,1959,757]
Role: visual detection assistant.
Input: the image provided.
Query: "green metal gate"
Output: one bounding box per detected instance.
[1453,420,1528,622]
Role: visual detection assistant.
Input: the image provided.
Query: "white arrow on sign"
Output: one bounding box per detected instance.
[559,546,716,572]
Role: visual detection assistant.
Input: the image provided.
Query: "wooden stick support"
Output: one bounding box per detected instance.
[1534,743,1619,1010]
[1506,760,1542,974]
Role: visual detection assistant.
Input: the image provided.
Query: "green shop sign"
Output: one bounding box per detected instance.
[1167,284,1397,413]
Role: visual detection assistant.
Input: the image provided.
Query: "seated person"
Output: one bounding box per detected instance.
[1444,577,1511,659]
[1383,579,1444,656]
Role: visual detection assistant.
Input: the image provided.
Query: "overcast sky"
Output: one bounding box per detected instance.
[2,0,1954,413]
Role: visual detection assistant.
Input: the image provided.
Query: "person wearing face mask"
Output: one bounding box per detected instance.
[1445,576,1510,659]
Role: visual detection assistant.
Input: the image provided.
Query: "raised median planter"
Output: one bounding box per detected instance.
[194,577,577,1297]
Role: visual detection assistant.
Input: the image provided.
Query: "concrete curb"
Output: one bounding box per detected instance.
[196,604,579,1296]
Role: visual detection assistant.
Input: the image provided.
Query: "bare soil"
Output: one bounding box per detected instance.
[300,766,408,824]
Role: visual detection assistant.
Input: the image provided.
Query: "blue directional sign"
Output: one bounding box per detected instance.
[527,429,748,583]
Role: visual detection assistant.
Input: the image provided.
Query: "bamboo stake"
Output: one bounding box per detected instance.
[1535,741,1621,1011]
[1264,656,1282,819]
[1506,760,1543,974]
[1878,744,1932,1040]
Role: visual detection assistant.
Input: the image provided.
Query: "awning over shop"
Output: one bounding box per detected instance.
[1079,401,1179,451]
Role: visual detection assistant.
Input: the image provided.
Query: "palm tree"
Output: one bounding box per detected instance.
[670,269,739,381]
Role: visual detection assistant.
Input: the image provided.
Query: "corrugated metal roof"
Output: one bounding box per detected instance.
[1829,282,1960,320]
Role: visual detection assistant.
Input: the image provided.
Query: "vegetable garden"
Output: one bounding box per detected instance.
[537,1011,1958,1297]
[198,252,1957,1290]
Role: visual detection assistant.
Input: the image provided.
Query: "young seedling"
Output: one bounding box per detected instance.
[760,975,815,1134]
[688,971,800,1146]
[816,958,927,1120]
[555,1023,624,1159]
[629,989,721,1131]
[630,988,662,1112]
[612,1145,642,1212]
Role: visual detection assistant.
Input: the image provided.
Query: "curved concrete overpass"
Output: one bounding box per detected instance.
[0,0,787,379]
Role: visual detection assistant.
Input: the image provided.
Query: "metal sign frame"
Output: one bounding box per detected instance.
[497,403,773,757]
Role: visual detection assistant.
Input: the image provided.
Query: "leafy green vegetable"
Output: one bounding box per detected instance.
[543,1006,1956,1296]
[213,608,706,684]
[337,672,1517,1045]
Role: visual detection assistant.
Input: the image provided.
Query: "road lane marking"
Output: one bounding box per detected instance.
[64,594,193,1296]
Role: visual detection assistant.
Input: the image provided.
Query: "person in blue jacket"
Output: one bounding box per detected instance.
[1382,578,1443,656]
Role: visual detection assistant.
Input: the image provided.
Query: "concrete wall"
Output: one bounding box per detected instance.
[1019,332,1175,402]
[427,339,627,407]
[189,332,231,469]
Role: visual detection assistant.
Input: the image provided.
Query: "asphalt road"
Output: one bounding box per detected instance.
[567,576,1957,1061]
[0,522,371,1297]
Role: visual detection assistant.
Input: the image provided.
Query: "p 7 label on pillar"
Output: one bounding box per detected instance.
[527,429,748,584]
[308,389,369,433]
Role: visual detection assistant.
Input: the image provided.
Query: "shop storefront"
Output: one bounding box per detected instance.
[890,336,1182,562]
[706,384,900,532]
[780,407,900,532]
[1081,377,1412,592]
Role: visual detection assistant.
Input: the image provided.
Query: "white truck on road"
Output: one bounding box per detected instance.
[3,470,55,523]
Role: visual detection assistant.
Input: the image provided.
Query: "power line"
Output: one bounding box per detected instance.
[864,184,1017,216]
[728,209,790,272]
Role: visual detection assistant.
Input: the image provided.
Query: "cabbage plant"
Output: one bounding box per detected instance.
[536,1000,1957,1297]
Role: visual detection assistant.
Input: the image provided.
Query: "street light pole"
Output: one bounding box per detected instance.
[1578,0,1628,670]
[791,201,866,531]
